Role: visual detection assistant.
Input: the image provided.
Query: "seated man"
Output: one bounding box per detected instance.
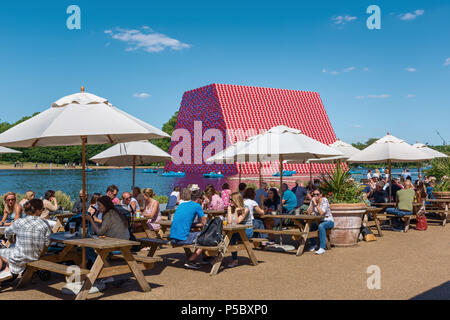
[169,188,207,270]
[368,182,389,204]
[281,184,297,215]
[386,180,415,231]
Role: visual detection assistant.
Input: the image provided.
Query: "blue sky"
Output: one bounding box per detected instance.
[0,0,449,145]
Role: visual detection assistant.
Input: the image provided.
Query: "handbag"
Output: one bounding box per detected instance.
[416,207,428,231]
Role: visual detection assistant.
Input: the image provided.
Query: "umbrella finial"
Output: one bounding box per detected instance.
[387,132,390,135]
[81,86,85,93]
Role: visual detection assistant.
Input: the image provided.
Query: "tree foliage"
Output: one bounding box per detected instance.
[151,111,178,152]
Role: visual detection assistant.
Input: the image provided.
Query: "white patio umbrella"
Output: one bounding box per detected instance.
[0,87,170,267]
[413,142,448,179]
[347,133,433,199]
[212,125,343,210]
[301,139,361,182]
[206,140,251,184]
[0,146,22,154]
[90,140,172,188]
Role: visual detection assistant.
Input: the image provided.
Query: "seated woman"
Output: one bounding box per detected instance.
[0,199,51,281]
[202,185,224,211]
[142,188,161,234]
[19,190,35,208]
[221,183,231,208]
[85,196,130,266]
[261,188,280,243]
[87,193,103,228]
[243,188,267,241]
[227,192,253,268]
[306,188,334,255]
[41,190,59,228]
[0,192,23,227]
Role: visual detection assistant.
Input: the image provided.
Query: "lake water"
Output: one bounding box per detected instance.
[0,167,424,200]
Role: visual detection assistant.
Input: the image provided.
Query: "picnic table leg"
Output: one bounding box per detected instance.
[373,213,383,237]
[52,219,63,233]
[443,203,448,227]
[76,250,109,300]
[238,229,258,266]
[404,217,411,232]
[296,221,310,256]
[121,248,151,292]
[210,231,231,276]
[16,267,37,289]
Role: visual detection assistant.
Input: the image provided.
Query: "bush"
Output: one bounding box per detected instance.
[435,176,450,192]
[55,191,74,211]
[154,195,168,204]
[425,158,450,181]
[320,165,365,204]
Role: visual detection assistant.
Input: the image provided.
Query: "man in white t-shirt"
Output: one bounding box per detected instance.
[121,192,140,214]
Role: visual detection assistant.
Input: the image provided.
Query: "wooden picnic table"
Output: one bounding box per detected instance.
[20,233,157,300]
[370,203,422,232]
[259,214,326,256]
[51,212,76,233]
[137,220,258,275]
[425,199,449,226]
[362,207,384,237]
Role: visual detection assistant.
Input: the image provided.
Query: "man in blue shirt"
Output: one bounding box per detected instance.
[170,189,207,270]
[293,180,308,212]
[255,182,268,207]
[281,183,297,214]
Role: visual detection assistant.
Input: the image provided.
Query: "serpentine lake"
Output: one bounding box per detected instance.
[0,167,422,201]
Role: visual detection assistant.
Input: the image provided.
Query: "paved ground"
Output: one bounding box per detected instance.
[1,222,450,300]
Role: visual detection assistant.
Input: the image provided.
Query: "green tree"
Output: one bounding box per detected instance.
[151,111,178,152]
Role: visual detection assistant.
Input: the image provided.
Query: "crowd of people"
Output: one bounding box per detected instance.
[0,167,435,281]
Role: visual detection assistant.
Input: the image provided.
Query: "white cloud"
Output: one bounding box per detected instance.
[399,9,424,20]
[133,93,151,99]
[332,15,357,25]
[363,67,369,72]
[343,66,355,72]
[405,67,417,72]
[407,94,416,98]
[105,27,191,53]
[322,69,339,75]
[444,58,450,66]
[356,94,391,99]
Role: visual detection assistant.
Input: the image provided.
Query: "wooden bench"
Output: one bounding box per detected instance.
[425,206,448,226]
[17,260,89,288]
[377,214,417,232]
[137,238,169,257]
[253,228,330,250]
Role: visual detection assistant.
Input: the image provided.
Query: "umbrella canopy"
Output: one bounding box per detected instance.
[329,139,361,158]
[217,125,343,163]
[90,140,172,166]
[0,87,170,267]
[413,143,448,159]
[0,90,169,147]
[347,134,432,163]
[205,140,248,164]
[0,146,21,154]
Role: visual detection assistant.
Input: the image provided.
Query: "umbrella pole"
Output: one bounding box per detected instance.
[132,155,136,189]
[239,163,242,184]
[388,160,392,202]
[259,161,262,188]
[279,155,284,245]
[81,136,87,269]
[418,161,421,181]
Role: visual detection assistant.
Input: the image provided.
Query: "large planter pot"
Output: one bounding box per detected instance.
[329,203,367,247]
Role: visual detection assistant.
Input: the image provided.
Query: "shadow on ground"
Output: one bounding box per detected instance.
[410,281,450,300]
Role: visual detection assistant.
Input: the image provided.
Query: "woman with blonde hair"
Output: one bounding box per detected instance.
[19,191,35,208]
[143,188,161,232]
[227,192,253,268]
[0,192,23,227]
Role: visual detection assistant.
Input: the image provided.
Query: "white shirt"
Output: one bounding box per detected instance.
[243,199,257,226]
[122,197,140,212]
[308,197,334,222]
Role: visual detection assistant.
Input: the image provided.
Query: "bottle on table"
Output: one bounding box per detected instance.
[232,212,237,226]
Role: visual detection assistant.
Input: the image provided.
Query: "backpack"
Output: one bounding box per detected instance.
[194,217,224,247]
[416,214,428,231]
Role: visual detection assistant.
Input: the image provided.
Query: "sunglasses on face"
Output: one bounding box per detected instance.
[123,197,131,201]
[312,193,320,196]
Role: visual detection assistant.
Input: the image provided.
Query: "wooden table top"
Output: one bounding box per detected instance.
[223,224,252,231]
[365,207,384,213]
[427,199,450,203]
[371,202,422,207]
[50,233,140,249]
[260,214,324,220]
[53,212,76,219]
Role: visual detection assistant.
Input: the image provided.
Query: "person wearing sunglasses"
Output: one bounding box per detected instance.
[0,192,23,227]
[306,188,334,255]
